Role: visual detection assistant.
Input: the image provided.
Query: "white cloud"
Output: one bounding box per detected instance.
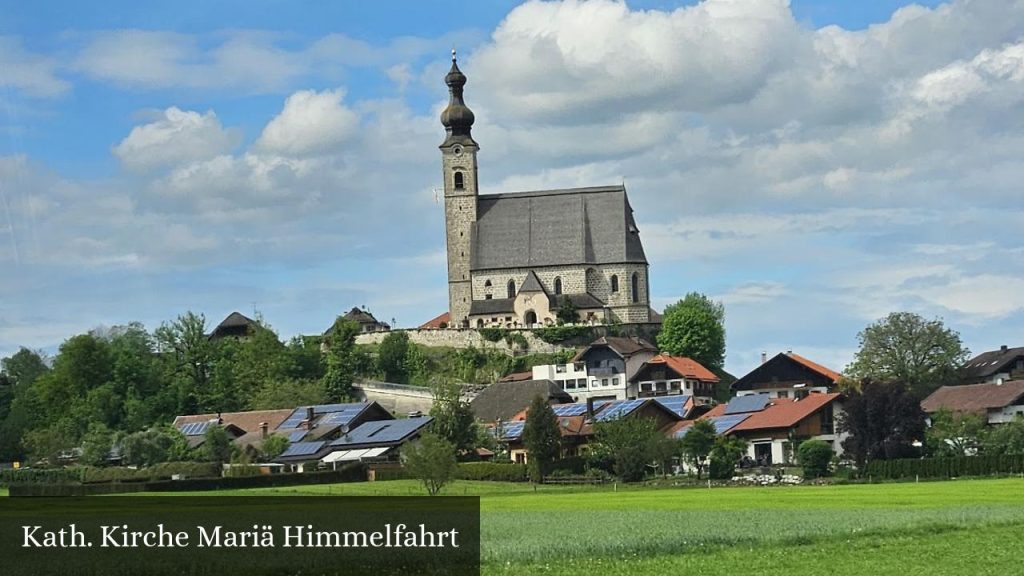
[0,36,69,97]
[255,89,359,156]
[113,107,241,172]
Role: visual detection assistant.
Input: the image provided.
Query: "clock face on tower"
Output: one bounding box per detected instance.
[452,145,464,157]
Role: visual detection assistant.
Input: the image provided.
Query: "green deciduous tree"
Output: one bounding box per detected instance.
[401,432,457,496]
[657,293,726,370]
[984,415,1024,455]
[377,331,411,383]
[429,381,477,455]
[201,425,233,465]
[845,312,969,398]
[322,317,362,402]
[1,348,49,389]
[260,434,290,461]
[708,435,747,480]
[80,423,114,467]
[839,379,926,468]
[522,396,561,482]
[593,415,667,481]
[926,409,988,457]
[680,419,717,479]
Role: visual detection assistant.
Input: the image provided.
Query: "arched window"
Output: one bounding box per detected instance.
[524,310,538,326]
[507,280,516,299]
[553,277,562,295]
[454,172,464,190]
[476,319,484,328]
[610,275,619,293]
[631,272,640,303]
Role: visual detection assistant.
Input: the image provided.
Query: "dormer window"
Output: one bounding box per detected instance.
[454,171,464,190]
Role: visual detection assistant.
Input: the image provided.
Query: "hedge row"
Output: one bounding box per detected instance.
[0,468,85,487]
[455,462,528,482]
[9,464,367,497]
[79,462,223,484]
[866,454,1024,479]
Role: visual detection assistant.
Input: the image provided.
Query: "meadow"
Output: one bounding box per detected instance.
[190,477,1024,575]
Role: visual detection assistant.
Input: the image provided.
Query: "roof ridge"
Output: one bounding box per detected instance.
[483,185,625,200]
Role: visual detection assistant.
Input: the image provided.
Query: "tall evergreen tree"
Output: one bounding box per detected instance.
[522,396,561,482]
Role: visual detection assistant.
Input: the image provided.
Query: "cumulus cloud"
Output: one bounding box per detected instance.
[255,89,359,156]
[113,107,241,172]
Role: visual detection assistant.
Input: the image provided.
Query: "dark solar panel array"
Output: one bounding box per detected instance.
[552,404,589,417]
[178,421,214,436]
[331,417,433,447]
[495,421,525,440]
[288,430,308,443]
[277,403,368,430]
[654,395,691,418]
[279,441,325,458]
[724,394,771,415]
[708,414,750,434]
[595,399,645,422]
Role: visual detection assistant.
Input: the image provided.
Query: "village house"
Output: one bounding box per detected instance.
[731,351,842,399]
[921,380,1024,425]
[961,345,1024,385]
[630,354,719,405]
[570,336,659,400]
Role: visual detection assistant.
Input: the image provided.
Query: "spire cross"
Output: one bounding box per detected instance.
[452,48,457,62]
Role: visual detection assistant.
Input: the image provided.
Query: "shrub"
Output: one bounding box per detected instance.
[865,454,1024,479]
[478,328,507,343]
[798,440,834,479]
[531,325,592,344]
[0,468,85,487]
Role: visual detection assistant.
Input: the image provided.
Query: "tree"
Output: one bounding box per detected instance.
[845,312,969,397]
[80,423,114,467]
[23,422,75,466]
[154,312,213,413]
[593,415,665,481]
[322,317,362,402]
[708,435,747,480]
[839,379,927,468]
[377,331,411,383]
[984,415,1024,455]
[797,439,833,479]
[679,419,717,479]
[119,427,187,467]
[260,434,290,461]
[555,298,578,325]
[429,381,477,455]
[250,378,325,410]
[401,432,457,496]
[1,348,49,389]
[657,293,726,370]
[201,425,233,465]
[522,396,561,482]
[926,409,987,457]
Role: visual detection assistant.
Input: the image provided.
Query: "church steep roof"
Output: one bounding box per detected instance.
[518,271,547,294]
[471,185,647,271]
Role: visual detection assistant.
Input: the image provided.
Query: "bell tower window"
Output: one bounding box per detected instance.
[454,171,464,190]
[631,273,640,303]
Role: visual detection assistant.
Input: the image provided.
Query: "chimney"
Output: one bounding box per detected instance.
[761,351,767,365]
[586,397,595,420]
[1001,344,1009,353]
[306,406,315,422]
[217,412,223,426]
[259,422,268,439]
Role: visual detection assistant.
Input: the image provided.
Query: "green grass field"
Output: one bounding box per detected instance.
[182,477,1024,575]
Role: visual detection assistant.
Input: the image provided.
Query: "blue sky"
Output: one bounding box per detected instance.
[2,0,1022,377]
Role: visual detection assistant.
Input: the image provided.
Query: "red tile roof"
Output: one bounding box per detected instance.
[498,371,534,383]
[729,393,842,432]
[786,352,843,383]
[646,354,720,382]
[922,380,1024,416]
[173,409,293,435]
[419,311,450,329]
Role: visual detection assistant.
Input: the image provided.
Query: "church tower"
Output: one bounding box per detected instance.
[440,50,478,328]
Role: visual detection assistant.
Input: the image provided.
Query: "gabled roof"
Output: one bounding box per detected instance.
[469,298,515,315]
[470,380,573,422]
[344,307,379,324]
[962,346,1024,380]
[330,416,433,449]
[785,352,843,383]
[922,380,1024,416]
[573,336,657,361]
[497,371,534,383]
[173,409,293,435]
[519,271,547,294]
[209,311,257,339]
[472,185,647,271]
[633,354,720,383]
[731,352,841,391]
[728,393,842,432]
[419,311,450,329]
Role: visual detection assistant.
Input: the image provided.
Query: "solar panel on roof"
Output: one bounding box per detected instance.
[595,399,645,422]
[654,396,691,418]
[708,414,750,433]
[178,421,213,436]
[496,421,525,440]
[724,394,771,415]
[277,402,369,430]
[552,404,588,417]
[279,441,325,458]
[288,430,307,442]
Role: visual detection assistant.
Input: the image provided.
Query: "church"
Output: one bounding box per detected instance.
[440,52,653,329]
